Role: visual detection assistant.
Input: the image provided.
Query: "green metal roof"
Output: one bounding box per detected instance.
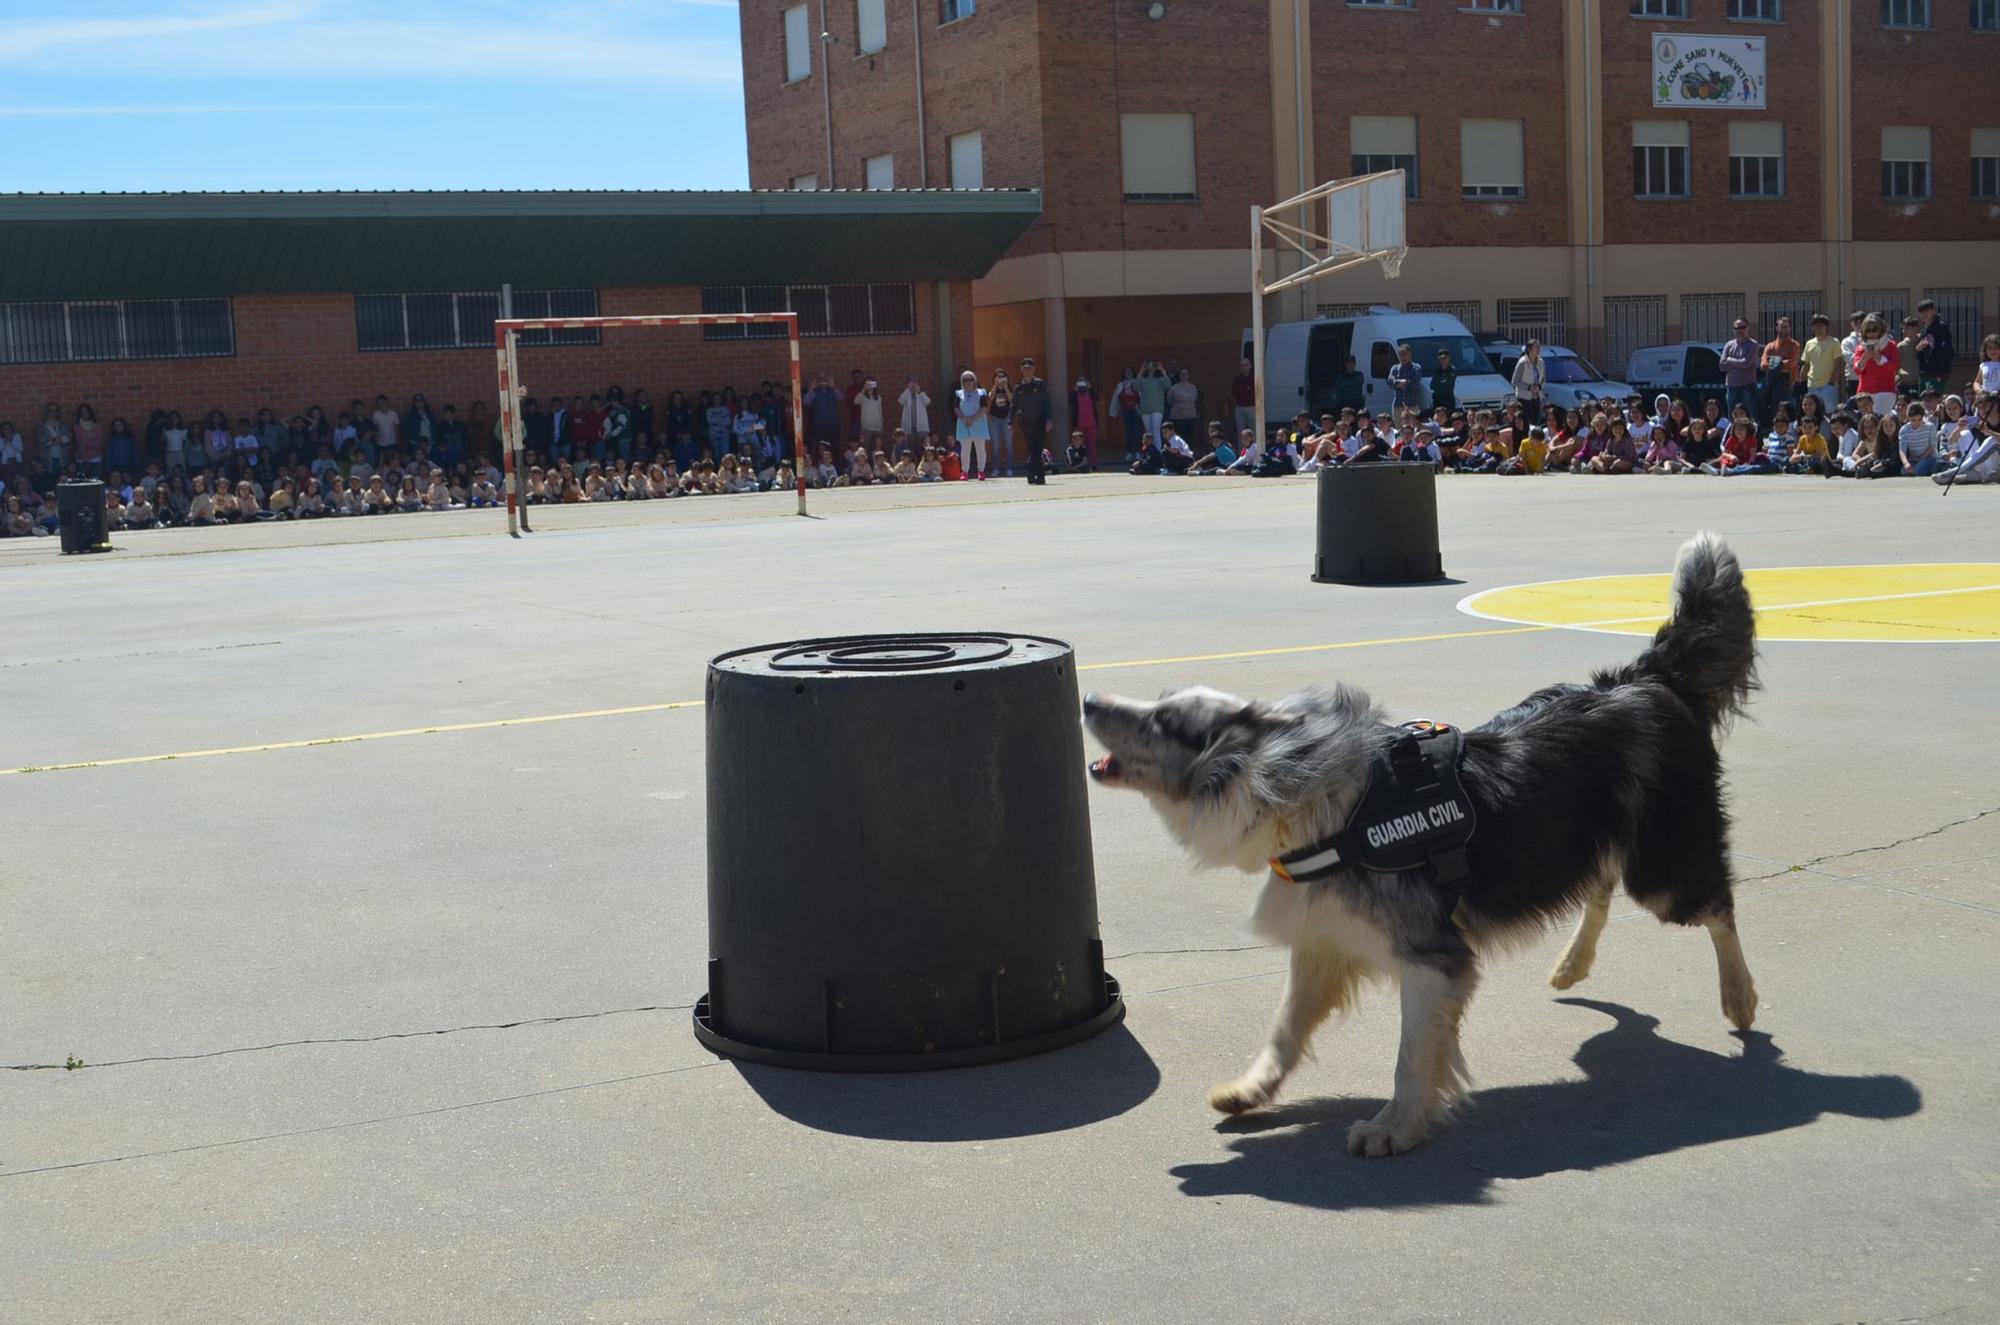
[0,190,1042,301]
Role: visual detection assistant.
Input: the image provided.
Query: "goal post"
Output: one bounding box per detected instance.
[1251,170,1409,445]
[492,311,808,536]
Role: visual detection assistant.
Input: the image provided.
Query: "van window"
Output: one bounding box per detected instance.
[1687,347,1723,386]
[1306,324,1352,389]
[1370,341,1396,380]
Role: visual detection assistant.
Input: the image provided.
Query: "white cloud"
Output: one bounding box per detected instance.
[0,1,742,84]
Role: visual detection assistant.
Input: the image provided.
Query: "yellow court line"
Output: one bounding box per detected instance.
[0,702,706,777]
[0,622,1557,777]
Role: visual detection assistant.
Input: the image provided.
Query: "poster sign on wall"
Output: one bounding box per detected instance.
[1652,35,1766,109]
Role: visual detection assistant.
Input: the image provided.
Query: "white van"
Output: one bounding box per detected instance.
[1481,342,1639,413]
[1245,307,1512,424]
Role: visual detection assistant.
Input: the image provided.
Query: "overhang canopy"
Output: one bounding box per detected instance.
[0,190,1042,301]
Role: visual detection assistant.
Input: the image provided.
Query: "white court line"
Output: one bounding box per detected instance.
[1457,576,2000,644]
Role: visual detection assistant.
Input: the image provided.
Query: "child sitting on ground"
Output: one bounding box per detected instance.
[1788,418,1830,475]
[919,443,943,481]
[1644,430,1690,473]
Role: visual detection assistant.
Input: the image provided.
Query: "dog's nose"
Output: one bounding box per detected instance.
[1082,692,1100,714]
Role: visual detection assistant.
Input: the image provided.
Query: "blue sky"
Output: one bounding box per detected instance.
[0,1,751,191]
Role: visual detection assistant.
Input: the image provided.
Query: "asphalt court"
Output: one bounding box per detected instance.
[3,474,1996,1324]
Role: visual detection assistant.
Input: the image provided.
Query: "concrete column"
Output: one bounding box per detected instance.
[1820,0,1853,317]
[934,281,955,406]
[1562,0,1604,360]
[1267,0,1315,324]
[1042,296,1070,442]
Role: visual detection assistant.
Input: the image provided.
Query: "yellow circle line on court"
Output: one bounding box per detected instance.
[0,621,1558,778]
[1457,563,2000,645]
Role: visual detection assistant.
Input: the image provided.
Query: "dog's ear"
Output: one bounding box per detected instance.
[1193,745,1250,814]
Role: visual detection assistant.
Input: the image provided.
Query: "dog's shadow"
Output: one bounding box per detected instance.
[1170,999,1921,1210]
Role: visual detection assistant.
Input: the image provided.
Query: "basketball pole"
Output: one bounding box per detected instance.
[789,313,808,517]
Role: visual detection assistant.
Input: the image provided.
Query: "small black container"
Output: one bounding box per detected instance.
[56,480,111,555]
[1312,461,1444,585]
[695,633,1121,1071]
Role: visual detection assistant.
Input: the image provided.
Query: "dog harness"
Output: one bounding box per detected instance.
[1269,720,1476,898]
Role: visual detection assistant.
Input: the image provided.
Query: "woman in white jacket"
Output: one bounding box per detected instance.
[898,376,931,437]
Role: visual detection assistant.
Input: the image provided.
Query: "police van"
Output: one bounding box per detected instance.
[1246,308,1513,426]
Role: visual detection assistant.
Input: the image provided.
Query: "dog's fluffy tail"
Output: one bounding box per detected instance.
[1632,532,1757,729]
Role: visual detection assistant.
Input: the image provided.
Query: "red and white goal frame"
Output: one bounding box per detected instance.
[493,311,808,535]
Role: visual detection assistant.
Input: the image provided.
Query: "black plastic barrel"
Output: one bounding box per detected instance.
[57,480,111,555]
[694,633,1122,1071]
[1312,461,1444,585]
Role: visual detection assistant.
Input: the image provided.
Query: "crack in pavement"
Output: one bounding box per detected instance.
[1738,801,2000,888]
[0,1058,726,1179]
[2,1002,696,1073]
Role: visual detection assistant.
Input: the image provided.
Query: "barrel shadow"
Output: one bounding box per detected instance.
[733,1021,1160,1141]
[1169,999,1921,1210]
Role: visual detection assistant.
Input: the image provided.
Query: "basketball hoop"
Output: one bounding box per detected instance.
[1249,170,1408,443]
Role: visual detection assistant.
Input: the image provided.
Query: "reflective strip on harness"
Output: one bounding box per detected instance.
[1270,721,1476,886]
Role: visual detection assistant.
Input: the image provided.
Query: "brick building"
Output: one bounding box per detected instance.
[0,190,1036,461]
[740,0,2000,427]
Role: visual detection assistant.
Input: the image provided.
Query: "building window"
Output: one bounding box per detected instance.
[0,296,233,365]
[1974,129,2000,199]
[1758,291,1821,339]
[512,290,601,346]
[1632,0,1689,16]
[1922,288,1984,342]
[949,131,983,189]
[1121,112,1198,201]
[356,289,596,352]
[1497,298,1568,347]
[1728,121,1784,197]
[783,5,812,82]
[1603,294,1666,370]
[1727,0,1781,18]
[1464,0,1522,11]
[1880,0,1929,26]
[1854,288,1910,330]
[857,0,887,53]
[701,284,916,340]
[790,173,819,191]
[864,153,895,190]
[1681,293,1746,343]
[1633,121,1691,198]
[1977,0,2000,30]
[1351,115,1418,198]
[1881,126,1932,199]
[940,0,975,22]
[1348,0,1415,7]
[1460,117,1525,198]
[1407,300,1484,334]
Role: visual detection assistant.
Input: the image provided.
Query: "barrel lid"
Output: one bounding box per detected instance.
[710,632,1071,678]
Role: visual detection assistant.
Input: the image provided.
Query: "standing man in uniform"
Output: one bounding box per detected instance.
[1015,357,1053,486]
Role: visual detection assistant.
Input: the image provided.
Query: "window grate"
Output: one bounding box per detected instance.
[701,284,916,340]
[1853,288,1910,331]
[0,297,234,365]
[1604,295,1667,370]
[1407,301,1484,335]
[1681,293,1746,344]
[355,289,598,351]
[1758,291,1822,340]
[1497,298,1568,346]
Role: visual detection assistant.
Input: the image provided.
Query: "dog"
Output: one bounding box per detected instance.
[1082,532,1760,1157]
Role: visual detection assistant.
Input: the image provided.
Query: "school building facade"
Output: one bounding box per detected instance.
[740,0,2000,419]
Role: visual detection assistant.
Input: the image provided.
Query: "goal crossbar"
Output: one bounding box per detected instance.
[493,311,808,534]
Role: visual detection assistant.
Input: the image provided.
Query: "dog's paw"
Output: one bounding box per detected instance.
[1721,974,1759,1031]
[1346,1114,1428,1158]
[1208,1077,1273,1116]
[1548,956,1593,990]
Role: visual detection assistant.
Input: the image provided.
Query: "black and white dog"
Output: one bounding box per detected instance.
[1082,533,1760,1157]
